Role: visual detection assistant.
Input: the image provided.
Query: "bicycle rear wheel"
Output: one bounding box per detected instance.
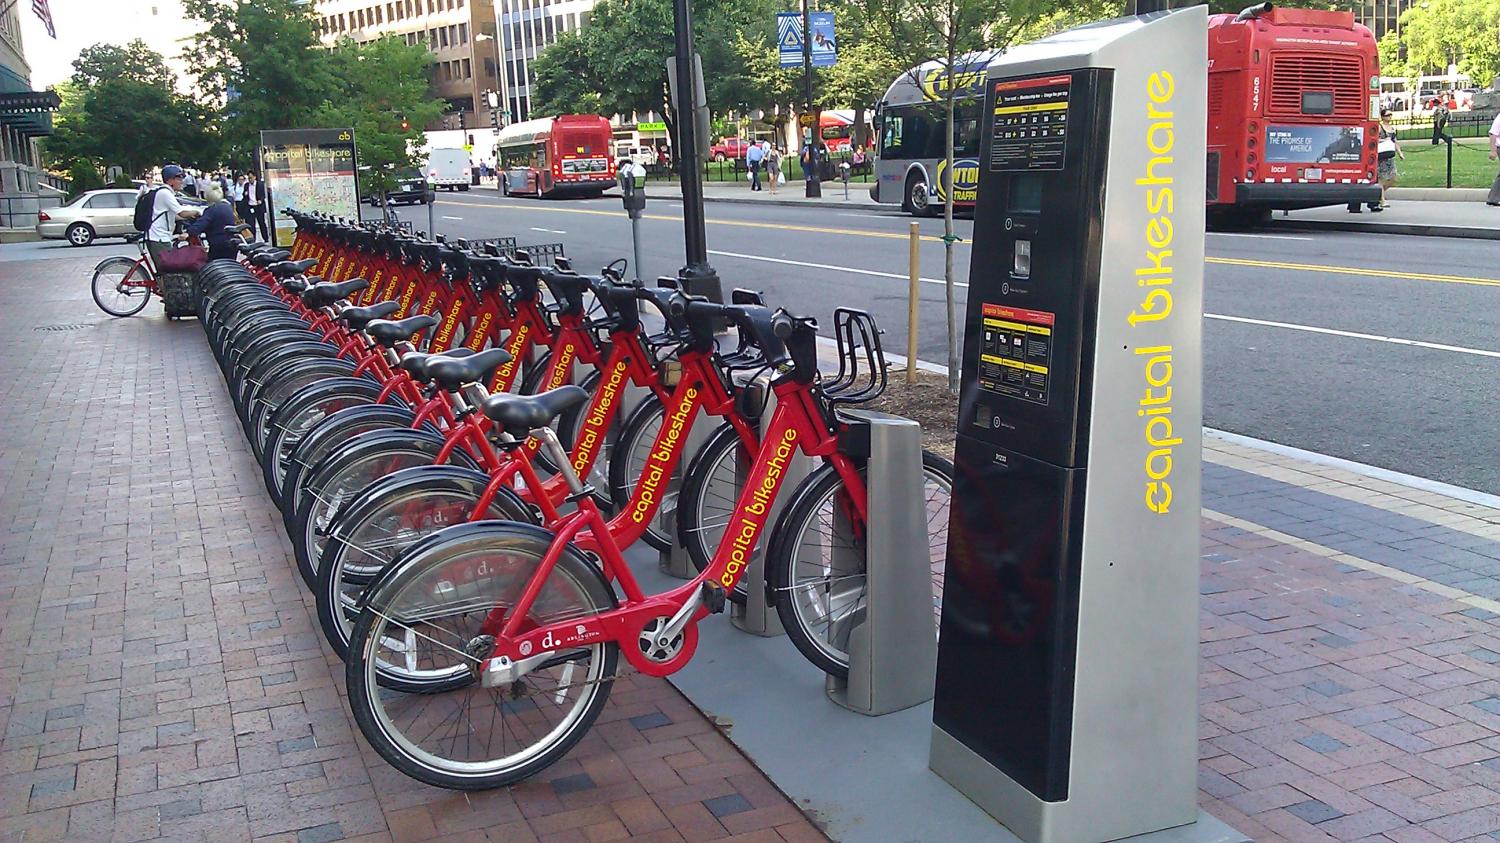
[346,521,618,790]
[768,453,953,679]
[91,257,151,317]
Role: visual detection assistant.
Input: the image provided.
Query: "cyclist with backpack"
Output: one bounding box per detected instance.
[136,164,200,268]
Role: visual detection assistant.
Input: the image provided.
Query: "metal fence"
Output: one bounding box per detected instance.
[1390,112,1495,141]
[645,151,876,185]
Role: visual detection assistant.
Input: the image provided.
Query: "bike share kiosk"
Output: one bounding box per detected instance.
[928,8,1207,843]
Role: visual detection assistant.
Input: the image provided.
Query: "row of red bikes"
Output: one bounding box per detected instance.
[196,212,952,790]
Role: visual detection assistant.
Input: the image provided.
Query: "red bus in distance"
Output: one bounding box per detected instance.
[497,114,616,199]
[1207,3,1382,223]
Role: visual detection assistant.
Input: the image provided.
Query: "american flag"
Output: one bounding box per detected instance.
[32,0,56,39]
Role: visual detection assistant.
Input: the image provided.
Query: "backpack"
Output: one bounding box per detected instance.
[133,187,165,232]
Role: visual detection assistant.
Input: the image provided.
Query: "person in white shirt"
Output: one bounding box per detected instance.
[145,164,201,268]
[1487,112,1500,206]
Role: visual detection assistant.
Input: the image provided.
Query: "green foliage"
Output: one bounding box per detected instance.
[1393,0,1500,85]
[66,159,104,198]
[530,32,606,116]
[316,37,446,196]
[182,0,334,163]
[39,41,215,179]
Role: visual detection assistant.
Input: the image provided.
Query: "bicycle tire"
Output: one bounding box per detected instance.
[281,403,422,538]
[91,257,151,317]
[767,452,954,679]
[290,427,484,588]
[346,520,618,790]
[315,465,534,662]
[247,357,360,462]
[260,377,386,506]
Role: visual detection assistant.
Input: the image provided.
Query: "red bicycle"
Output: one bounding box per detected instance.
[90,233,165,317]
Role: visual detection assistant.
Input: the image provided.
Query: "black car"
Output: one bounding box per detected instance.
[375,169,430,205]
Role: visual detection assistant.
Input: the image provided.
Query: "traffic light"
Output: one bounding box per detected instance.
[397,112,409,131]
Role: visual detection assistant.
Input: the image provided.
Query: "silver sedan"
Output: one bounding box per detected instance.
[37,189,143,247]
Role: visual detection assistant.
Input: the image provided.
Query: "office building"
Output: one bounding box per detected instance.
[314,0,501,130]
[493,0,597,123]
[0,2,60,238]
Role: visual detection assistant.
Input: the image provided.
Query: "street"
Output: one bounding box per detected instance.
[370,190,1500,495]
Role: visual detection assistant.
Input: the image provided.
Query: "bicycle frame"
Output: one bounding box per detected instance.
[470,375,864,680]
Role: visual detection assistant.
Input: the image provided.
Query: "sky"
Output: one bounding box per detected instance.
[20,0,201,90]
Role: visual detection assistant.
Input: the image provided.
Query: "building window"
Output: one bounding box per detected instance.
[458,22,467,43]
[462,58,471,78]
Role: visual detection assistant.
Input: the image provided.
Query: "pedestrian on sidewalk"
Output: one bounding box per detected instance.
[1488,110,1500,206]
[1350,110,1402,213]
[765,146,782,194]
[747,140,765,191]
[144,164,201,269]
[186,184,240,262]
[242,171,269,241]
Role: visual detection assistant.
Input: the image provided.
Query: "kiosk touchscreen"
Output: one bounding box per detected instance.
[929,9,1209,843]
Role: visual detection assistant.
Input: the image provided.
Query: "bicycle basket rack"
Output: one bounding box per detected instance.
[824,307,887,406]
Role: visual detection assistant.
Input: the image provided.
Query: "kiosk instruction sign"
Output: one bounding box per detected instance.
[259,128,359,248]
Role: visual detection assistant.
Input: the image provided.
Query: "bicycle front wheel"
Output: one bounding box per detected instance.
[346,521,618,790]
[768,453,954,679]
[91,257,151,317]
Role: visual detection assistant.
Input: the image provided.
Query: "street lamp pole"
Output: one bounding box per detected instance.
[802,0,821,198]
[670,0,722,301]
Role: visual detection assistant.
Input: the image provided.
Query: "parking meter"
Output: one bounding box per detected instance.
[839,161,851,200]
[928,9,1207,843]
[618,161,648,280]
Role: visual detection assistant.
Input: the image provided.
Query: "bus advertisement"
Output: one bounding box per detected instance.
[497,114,616,199]
[871,5,1381,221]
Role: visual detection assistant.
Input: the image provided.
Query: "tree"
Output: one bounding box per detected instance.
[182,0,335,163]
[530,32,606,116]
[39,41,214,179]
[1394,0,1500,85]
[854,0,1060,391]
[317,37,447,198]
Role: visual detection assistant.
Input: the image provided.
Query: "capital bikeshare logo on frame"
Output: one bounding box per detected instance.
[630,386,699,525]
[720,426,798,589]
[572,359,629,475]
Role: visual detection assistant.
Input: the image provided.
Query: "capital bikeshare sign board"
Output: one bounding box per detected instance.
[259,128,359,248]
[777,12,835,69]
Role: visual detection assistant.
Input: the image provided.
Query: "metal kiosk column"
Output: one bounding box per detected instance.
[928,9,1214,843]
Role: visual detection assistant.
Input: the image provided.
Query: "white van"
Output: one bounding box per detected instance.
[426,148,471,191]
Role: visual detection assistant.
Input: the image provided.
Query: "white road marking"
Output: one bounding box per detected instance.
[441,215,464,220]
[708,249,957,287]
[530,227,567,234]
[1205,313,1500,359]
[1206,232,1314,241]
[714,249,1497,361]
[836,212,894,220]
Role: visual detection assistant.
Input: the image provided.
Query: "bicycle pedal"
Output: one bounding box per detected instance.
[701,582,726,615]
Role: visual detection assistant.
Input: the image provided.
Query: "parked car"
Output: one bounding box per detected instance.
[427,148,471,191]
[709,137,753,161]
[36,188,141,247]
[374,169,430,205]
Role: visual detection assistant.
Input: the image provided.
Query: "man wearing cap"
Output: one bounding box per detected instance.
[146,165,201,268]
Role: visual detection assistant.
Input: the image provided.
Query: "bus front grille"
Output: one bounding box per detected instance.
[1268,55,1364,117]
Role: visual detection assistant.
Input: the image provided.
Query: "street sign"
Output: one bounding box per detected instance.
[637,121,667,132]
[798,113,816,127]
[259,127,359,249]
[778,12,836,69]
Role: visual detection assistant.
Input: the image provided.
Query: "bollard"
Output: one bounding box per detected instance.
[425,184,436,239]
[824,410,936,715]
[906,222,920,384]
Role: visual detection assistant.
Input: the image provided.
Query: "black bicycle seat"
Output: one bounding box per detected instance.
[481,386,589,437]
[425,347,514,391]
[249,249,292,267]
[397,348,476,380]
[366,315,438,347]
[281,277,309,295]
[267,258,319,278]
[222,223,252,236]
[300,278,370,308]
[336,300,401,331]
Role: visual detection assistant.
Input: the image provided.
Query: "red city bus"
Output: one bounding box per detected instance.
[1208,4,1382,222]
[497,114,616,198]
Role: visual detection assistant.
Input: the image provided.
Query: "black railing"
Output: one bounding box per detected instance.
[1390,112,1495,141]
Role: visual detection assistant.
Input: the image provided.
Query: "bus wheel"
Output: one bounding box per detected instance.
[905,173,935,218]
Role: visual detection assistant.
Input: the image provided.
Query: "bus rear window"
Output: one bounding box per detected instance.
[556,130,605,156]
[1302,92,1334,115]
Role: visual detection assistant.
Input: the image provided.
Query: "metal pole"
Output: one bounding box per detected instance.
[906,222,919,384]
[671,0,723,302]
[427,188,436,238]
[1446,138,1453,189]
[802,0,821,198]
[631,217,646,283]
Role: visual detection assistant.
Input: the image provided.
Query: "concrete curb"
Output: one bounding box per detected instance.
[1386,187,1490,202]
[1269,218,1499,240]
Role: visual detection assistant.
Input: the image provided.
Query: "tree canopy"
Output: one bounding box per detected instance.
[1381,0,1499,85]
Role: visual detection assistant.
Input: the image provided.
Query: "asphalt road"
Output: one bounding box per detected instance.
[368,190,1500,494]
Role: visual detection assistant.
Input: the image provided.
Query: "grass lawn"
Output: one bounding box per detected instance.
[1391,138,1496,188]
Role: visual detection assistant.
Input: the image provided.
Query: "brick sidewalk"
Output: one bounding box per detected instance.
[0,254,827,843]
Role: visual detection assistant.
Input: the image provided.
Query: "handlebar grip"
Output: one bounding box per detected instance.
[772,313,793,340]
